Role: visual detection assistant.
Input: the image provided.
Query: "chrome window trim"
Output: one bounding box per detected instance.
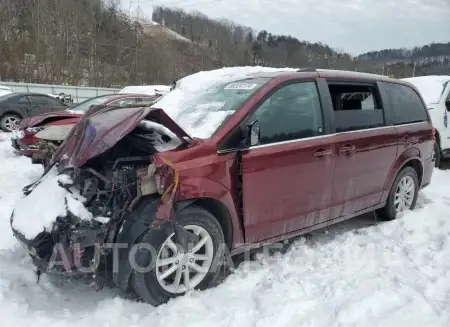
[216,121,427,153]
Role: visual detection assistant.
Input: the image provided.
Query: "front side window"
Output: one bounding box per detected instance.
[328,83,384,133]
[384,82,428,124]
[249,82,324,145]
[29,95,64,107]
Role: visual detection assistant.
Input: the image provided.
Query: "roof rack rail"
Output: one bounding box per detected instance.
[297,68,317,72]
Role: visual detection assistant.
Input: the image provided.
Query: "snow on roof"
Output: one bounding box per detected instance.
[402,76,450,104]
[119,85,171,96]
[151,66,297,138]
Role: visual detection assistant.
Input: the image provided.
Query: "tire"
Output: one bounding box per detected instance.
[434,142,442,168]
[377,166,419,221]
[0,114,21,132]
[131,205,228,306]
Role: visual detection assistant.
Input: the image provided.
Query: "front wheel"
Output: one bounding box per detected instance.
[377,166,419,221]
[131,205,227,306]
[0,114,21,132]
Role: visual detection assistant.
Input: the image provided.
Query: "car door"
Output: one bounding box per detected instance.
[28,95,68,115]
[382,81,432,170]
[240,81,335,244]
[323,81,398,218]
[11,95,33,117]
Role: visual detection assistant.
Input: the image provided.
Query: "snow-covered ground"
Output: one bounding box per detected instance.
[1,131,450,326]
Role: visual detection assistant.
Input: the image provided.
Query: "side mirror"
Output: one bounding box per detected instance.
[244,120,260,147]
[446,100,450,111]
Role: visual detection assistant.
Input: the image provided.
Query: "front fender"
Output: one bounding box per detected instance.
[381,147,422,203]
[176,177,244,245]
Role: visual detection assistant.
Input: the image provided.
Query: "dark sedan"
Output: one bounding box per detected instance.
[0,93,69,132]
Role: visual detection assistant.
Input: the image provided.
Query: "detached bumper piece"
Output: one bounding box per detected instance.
[11,227,55,274]
[11,214,107,278]
[11,138,19,150]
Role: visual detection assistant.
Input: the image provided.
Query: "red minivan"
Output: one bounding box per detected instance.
[11,68,434,306]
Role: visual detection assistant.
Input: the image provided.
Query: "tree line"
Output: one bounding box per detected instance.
[0,0,448,88]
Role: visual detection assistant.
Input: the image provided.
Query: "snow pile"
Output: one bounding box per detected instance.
[11,168,92,239]
[0,133,42,248]
[10,129,25,140]
[402,76,450,104]
[152,66,297,138]
[138,120,182,152]
[119,85,171,96]
[3,132,450,325]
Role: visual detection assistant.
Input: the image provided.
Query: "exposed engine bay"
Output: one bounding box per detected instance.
[11,118,182,286]
[35,139,62,168]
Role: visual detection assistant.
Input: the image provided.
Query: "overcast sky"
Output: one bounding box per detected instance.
[121,0,450,54]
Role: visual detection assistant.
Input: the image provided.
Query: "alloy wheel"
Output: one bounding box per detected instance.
[3,116,19,131]
[394,175,415,212]
[155,224,214,294]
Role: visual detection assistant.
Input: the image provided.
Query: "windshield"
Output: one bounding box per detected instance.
[151,77,270,138]
[66,94,119,113]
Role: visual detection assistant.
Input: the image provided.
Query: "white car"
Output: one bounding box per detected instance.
[403,76,450,167]
[119,85,171,96]
[0,85,13,97]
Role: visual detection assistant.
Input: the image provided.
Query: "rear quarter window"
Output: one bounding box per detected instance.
[384,82,428,125]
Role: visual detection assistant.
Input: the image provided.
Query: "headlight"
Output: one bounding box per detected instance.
[26,127,45,133]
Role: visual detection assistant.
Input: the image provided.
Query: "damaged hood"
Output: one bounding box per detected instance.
[35,124,76,141]
[52,106,191,167]
[20,111,82,128]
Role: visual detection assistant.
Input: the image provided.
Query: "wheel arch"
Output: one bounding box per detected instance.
[381,149,423,203]
[0,110,23,119]
[176,198,233,250]
[402,159,423,185]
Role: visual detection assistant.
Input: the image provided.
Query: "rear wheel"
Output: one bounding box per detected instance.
[0,114,21,132]
[131,205,227,306]
[377,166,419,221]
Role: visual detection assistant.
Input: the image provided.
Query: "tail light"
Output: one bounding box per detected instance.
[432,128,436,144]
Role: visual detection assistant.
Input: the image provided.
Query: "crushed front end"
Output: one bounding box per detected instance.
[10,107,186,287]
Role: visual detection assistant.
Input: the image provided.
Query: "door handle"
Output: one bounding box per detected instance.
[313,149,332,158]
[338,145,356,153]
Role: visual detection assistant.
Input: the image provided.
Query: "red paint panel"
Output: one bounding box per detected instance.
[240,136,335,243]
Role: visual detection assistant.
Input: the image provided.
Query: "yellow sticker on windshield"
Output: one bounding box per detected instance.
[224,83,258,90]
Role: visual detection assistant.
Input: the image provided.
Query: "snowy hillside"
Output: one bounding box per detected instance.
[1,132,450,326]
